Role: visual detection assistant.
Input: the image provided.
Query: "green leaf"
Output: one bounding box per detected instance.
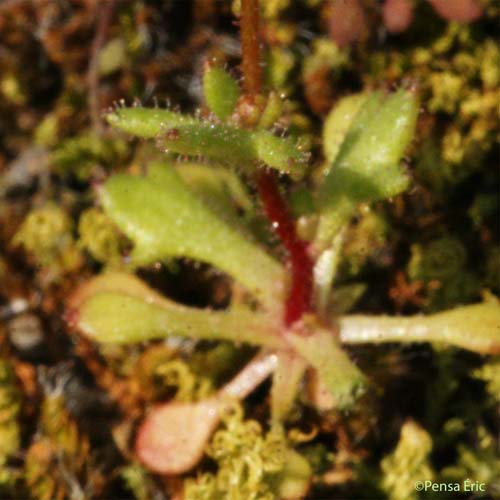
[252,130,307,178]
[203,66,240,121]
[106,107,195,139]
[288,325,366,409]
[339,302,500,354]
[101,162,285,308]
[98,37,127,76]
[270,352,307,422]
[316,90,419,248]
[158,122,256,164]
[69,272,282,346]
[175,162,254,229]
[322,93,367,165]
[106,107,307,176]
[271,449,312,500]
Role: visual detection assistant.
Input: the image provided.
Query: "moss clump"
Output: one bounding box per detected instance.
[408,237,466,283]
[51,133,128,181]
[473,357,500,406]
[12,203,82,274]
[78,208,126,266]
[153,358,213,403]
[441,426,500,496]
[120,464,159,500]
[24,388,94,500]
[380,421,434,500]
[407,236,481,311]
[184,403,288,500]
[0,359,21,488]
[342,209,390,276]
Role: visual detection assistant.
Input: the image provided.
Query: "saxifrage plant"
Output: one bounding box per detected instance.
[65,0,500,497]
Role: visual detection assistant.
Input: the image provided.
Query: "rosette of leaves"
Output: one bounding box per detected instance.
[67,63,500,493]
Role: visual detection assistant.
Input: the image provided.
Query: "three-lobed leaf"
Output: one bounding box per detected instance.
[316,90,419,248]
[106,107,307,177]
[100,161,285,308]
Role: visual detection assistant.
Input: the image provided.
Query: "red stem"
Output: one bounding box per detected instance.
[240,0,312,326]
[256,171,313,326]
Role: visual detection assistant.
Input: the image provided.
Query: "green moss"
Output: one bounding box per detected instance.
[25,390,92,500]
[407,236,481,311]
[441,426,500,496]
[266,47,296,90]
[302,39,348,81]
[0,359,21,488]
[184,403,309,500]
[154,358,213,402]
[408,237,466,282]
[342,209,389,276]
[380,421,434,500]
[51,133,128,180]
[34,114,59,147]
[12,203,82,273]
[78,208,125,266]
[0,73,25,105]
[121,464,158,500]
[468,193,498,229]
[473,357,500,406]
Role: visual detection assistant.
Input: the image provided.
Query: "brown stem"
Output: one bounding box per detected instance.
[87,0,115,132]
[240,0,262,97]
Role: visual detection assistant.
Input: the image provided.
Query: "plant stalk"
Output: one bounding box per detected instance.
[240,0,313,326]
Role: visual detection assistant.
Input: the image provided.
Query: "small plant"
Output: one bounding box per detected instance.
[58,1,500,498]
